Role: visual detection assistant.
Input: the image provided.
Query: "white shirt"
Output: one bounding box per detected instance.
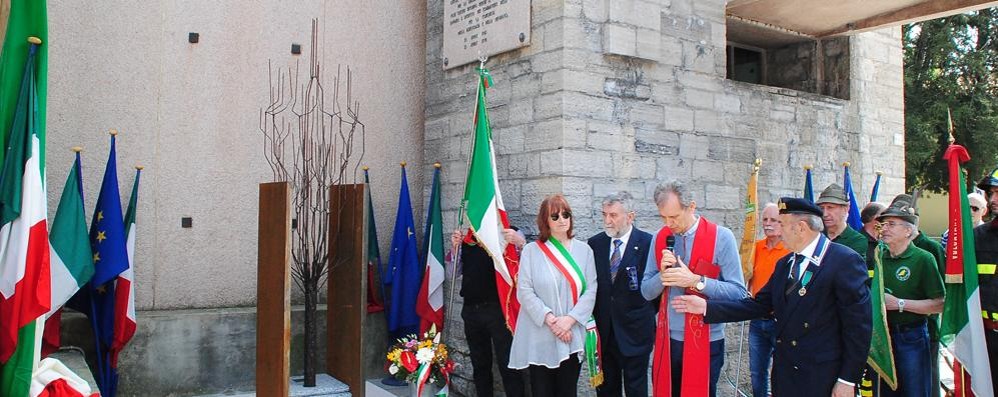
[607,225,633,261]
[789,233,822,279]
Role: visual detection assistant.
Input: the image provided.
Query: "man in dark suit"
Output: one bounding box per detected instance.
[588,192,655,397]
[671,197,871,397]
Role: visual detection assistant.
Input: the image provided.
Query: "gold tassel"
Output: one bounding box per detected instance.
[590,372,604,388]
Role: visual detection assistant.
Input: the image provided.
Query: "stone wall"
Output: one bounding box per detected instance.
[425,0,904,395]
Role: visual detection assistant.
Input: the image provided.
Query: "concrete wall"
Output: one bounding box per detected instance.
[46,1,427,311]
[424,0,905,394]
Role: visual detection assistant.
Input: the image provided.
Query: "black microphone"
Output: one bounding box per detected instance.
[665,235,678,268]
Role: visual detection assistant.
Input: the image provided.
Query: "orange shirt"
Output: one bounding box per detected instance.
[750,238,791,296]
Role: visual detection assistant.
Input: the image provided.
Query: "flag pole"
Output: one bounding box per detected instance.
[446,57,492,332]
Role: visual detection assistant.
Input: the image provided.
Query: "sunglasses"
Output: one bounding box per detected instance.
[971,206,981,212]
[550,211,572,221]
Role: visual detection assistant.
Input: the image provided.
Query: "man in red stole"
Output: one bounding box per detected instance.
[640,181,749,397]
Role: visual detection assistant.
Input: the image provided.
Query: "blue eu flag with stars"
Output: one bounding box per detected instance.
[384,165,421,338]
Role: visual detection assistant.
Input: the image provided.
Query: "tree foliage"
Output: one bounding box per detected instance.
[904,8,998,191]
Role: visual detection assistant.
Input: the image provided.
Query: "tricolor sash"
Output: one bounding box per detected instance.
[537,238,604,387]
[652,217,719,397]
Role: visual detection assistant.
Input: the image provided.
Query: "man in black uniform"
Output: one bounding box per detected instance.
[451,228,527,397]
[975,168,998,396]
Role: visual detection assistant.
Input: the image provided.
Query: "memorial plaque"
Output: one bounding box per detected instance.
[442,0,530,69]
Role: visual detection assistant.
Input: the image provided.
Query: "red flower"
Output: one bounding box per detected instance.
[442,360,455,375]
[400,350,418,372]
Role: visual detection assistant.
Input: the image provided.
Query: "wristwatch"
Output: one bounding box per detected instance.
[898,299,906,313]
[695,275,707,292]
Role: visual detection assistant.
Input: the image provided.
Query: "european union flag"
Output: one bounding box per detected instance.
[843,163,864,232]
[384,164,421,338]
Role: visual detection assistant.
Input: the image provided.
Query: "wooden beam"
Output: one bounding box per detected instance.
[256,182,292,397]
[818,0,998,37]
[327,184,366,397]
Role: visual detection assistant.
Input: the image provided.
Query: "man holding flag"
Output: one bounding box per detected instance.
[971,165,998,395]
[451,65,527,397]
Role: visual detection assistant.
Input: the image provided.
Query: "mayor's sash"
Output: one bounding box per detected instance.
[536,238,604,387]
[652,217,720,397]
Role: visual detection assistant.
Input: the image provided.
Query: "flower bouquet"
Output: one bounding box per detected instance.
[385,325,454,396]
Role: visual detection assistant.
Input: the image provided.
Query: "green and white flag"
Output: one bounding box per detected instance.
[416,164,444,333]
[46,151,93,317]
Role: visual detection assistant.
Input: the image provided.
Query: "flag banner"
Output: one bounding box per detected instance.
[385,164,421,338]
[42,150,92,357]
[940,145,994,396]
[739,159,760,281]
[112,167,140,364]
[804,165,814,203]
[0,37,50,397]
[870,171,882,203]
[416,164,445,333]
[842,163,864,231]
[461,67,520,330]
[363,167,384,313]
[867,243,897,390]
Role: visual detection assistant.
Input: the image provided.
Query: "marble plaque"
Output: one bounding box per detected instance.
[442,0,531,69]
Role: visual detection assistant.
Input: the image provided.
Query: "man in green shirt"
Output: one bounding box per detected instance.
[817,183,868,260]
[876,194,946,397]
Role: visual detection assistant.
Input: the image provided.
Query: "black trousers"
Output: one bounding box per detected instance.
[670,338,725,397]
[596,336,650,397]
[462,301,525,397]
[528,354,581,397]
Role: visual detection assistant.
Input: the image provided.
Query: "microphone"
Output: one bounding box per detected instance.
[665,235,678,269]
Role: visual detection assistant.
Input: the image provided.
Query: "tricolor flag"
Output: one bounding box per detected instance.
[739,159,760,281]
[842,162,864,231]
[416,164,444,333]
[940,144,994,397]
[461,67,520,330]
[0,37,50,397]
[112,167,140,364]
[42,149,93,357]
[803,165,814,203]
[363,167,384,313]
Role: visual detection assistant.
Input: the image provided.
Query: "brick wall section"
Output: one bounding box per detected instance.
[424,0,904,394]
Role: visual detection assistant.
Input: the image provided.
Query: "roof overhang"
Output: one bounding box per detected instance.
[727,0,998,40]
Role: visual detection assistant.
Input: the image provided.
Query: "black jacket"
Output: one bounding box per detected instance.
[588,227,656,357]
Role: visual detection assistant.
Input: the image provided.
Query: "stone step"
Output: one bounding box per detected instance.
[192,374,350,397]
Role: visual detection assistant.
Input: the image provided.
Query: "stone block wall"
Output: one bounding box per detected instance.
[425,0,904,395]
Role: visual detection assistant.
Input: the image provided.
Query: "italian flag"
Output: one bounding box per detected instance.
[112,167,140,363]
[46,151,92,317]
[462,68,519,331]
[41,150,93,357]
[416,164,444,333]
[0,37,50,397]
[941,145,994,396]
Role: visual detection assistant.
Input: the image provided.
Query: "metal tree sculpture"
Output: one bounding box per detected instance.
[259,19,365,387]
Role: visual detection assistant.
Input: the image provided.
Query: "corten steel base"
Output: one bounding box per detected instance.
[327,184,367,396]
[257,182,292,397]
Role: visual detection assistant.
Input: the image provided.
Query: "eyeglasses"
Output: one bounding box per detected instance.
[550,211,572,221]
[880,221,907,229]
[971,206,981,212]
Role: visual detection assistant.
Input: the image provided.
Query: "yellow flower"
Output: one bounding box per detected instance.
[386,349,401,362]
[418,340,433,350]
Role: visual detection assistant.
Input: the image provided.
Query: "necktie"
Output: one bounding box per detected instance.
[610,239,623,282]
[785,254,802,295]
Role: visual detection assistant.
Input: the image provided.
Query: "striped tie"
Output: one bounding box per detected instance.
[610,239,623,282]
